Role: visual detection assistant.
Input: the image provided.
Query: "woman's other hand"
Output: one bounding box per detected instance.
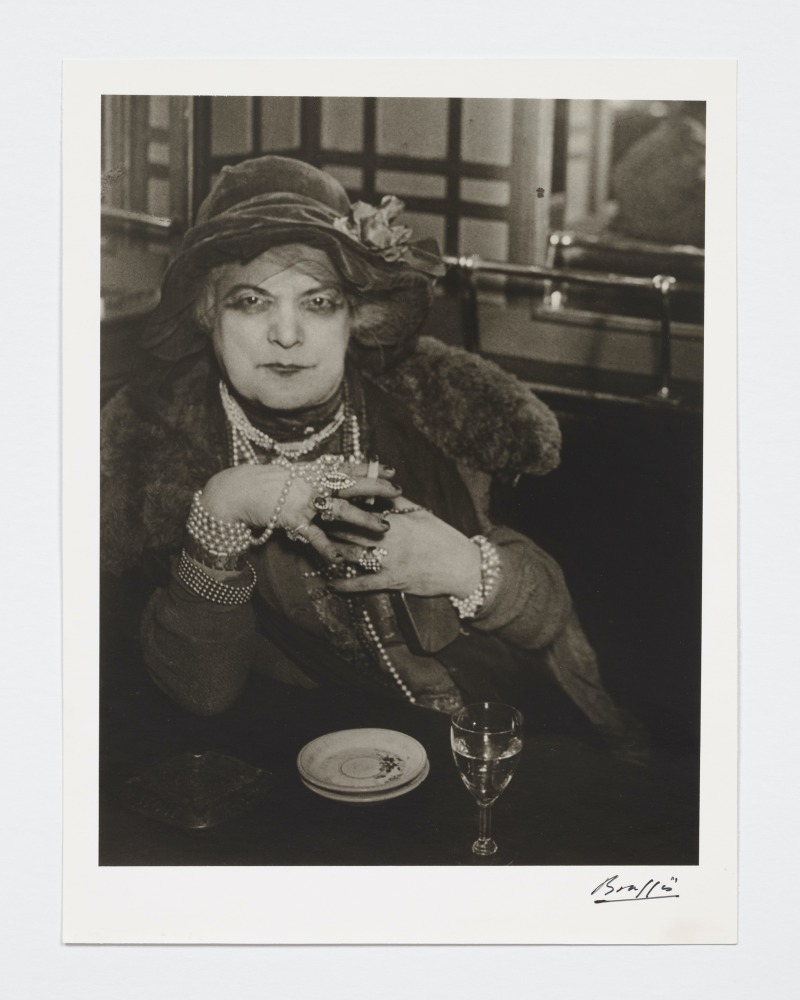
[328,508,482,599]
[199,462,400,564]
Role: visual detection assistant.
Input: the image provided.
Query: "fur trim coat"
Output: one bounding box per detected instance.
[100,337,561,575]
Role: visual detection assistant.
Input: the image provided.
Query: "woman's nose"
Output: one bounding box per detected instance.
[267,305,303,348]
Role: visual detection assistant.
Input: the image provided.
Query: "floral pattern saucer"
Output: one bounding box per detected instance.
[297,729,428,794]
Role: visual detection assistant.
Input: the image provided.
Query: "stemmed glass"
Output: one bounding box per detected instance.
[450,702,524,857]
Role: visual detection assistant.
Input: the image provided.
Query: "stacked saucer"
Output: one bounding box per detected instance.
[297,728,429,803]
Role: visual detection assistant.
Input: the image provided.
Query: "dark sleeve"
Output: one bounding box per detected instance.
[140,558,260,716]
[141,554,318,715]
[455,465,572,649]
[470,524,572,649]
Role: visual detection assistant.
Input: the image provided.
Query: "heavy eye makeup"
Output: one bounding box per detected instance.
[224,291,267,313]
[222,285,346,315]
[302,288,346,314]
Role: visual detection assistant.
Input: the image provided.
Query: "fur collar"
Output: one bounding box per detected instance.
[100,337,560,574]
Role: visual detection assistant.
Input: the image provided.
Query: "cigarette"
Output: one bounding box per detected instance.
[364,459,380,506]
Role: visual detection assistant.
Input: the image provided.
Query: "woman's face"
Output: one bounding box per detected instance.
[207,245,351,411]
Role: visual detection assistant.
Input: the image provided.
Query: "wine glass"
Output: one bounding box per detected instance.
[450,702,524,857]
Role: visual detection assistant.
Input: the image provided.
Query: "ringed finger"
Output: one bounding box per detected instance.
[315,497,391,535]
[301,522,352,565]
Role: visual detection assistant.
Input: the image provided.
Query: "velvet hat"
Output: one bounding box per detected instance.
[142,155,445,373]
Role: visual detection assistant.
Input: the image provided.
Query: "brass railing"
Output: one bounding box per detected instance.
[443,253,688,405]
[546,228,705,264]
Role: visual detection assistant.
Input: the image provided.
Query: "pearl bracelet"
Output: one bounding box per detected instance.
[449,535,501,620]
[186,490,252,558]
[185,464,299,567]
[177,550,257,605]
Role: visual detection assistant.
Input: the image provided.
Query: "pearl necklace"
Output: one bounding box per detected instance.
[221,380,364,468]
[355,603,417,704]
[220,380,346,462]
[300,566,417,705]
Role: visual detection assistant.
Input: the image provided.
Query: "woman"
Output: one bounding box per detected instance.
[101,155,644,761]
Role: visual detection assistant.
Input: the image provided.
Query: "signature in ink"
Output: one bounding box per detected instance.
[591,875,680,903]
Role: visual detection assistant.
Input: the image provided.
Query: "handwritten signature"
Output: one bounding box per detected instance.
[591,875,679,903]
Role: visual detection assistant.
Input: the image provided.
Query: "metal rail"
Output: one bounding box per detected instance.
[547,228,705,261]
[101,207,180,238]
[442,253,683,405]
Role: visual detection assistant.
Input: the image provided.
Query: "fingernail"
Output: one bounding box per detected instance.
[383,466,396,475]
[379,518,391,530]
[392,484,402,493]
[333,553,345,562]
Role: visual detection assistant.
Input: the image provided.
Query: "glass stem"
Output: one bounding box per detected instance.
[471,800,498,855]
[478,802,492,843]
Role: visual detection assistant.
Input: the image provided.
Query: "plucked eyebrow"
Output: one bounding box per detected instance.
[301,284,344,296]
[219,283,269,299]
[219,282,343,299]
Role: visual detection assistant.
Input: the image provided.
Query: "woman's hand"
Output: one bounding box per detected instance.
[328,508,483,599]
[200,461,401,564]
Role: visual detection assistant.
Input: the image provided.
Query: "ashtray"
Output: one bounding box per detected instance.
[119,750,275,829]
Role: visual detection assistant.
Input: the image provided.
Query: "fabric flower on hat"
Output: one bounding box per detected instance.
[333,195,414,262]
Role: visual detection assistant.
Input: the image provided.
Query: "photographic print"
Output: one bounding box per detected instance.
[63,59,737,944]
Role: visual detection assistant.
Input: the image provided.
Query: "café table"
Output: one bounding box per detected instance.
[99,658,698,867]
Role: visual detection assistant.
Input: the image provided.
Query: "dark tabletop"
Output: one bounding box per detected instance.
[99,653,698,867]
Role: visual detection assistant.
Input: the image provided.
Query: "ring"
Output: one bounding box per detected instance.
[319,471,356,497]
[313,495,337,522]
[286,524,311,544]
[356,545,388,573]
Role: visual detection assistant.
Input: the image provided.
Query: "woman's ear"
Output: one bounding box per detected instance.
[192,275,217,334]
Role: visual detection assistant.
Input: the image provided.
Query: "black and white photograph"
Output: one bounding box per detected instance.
[6,0,800,986]
[62,59,737,945]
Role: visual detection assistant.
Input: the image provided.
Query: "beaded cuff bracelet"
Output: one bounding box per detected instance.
[183,533,248,572]
[177,550,257,606]
[449,535,501,620]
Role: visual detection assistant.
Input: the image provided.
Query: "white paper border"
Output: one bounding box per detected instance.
[63,58,737,945]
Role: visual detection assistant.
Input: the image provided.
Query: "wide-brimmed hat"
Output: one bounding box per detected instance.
[142,155,445,373]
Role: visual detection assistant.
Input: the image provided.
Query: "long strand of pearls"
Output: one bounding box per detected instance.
[249,465,299,547]
[221,381,413,701]
[354,602,417,704]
